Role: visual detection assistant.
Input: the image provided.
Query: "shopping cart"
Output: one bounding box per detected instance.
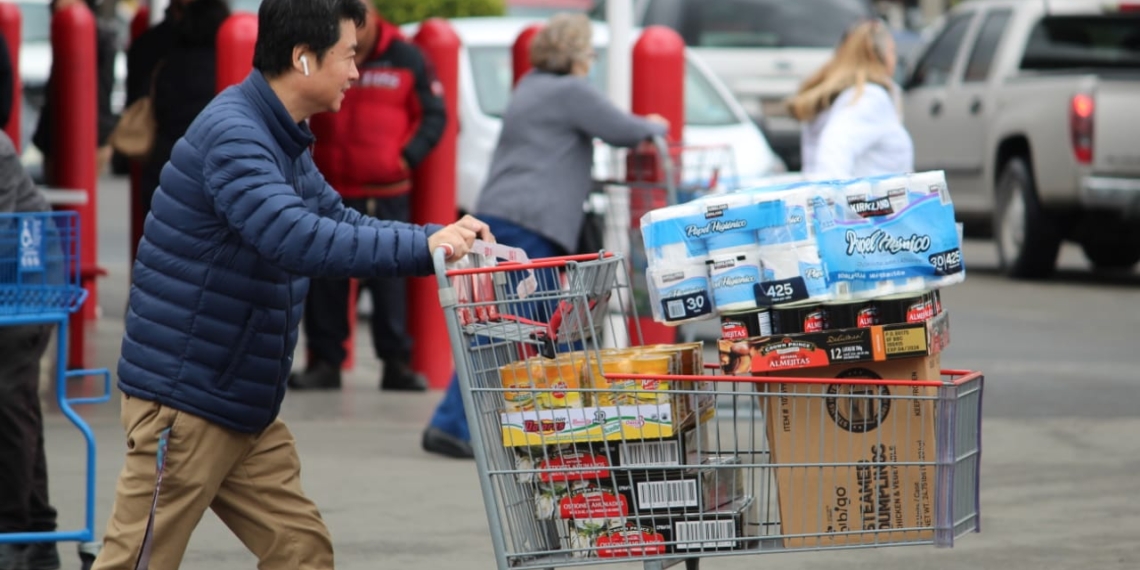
[0,212,112,570]
[434,246,983,570]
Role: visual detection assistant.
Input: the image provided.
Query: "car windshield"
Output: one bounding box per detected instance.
[592,0,873,48]
[17,1,50,43]
[1020,15,1140,70]
[468,45,738,126]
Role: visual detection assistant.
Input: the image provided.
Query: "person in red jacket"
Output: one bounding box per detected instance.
[290,0,446,391]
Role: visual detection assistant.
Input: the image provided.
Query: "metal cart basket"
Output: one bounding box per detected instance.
[433,247,982,570]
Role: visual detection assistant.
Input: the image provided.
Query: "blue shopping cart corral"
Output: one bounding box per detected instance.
[0,212,112,569]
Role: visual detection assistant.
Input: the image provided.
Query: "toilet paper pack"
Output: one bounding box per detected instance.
[641,193,785,263]
[755,244,830,305]
[816,172,965,298]
[708,251,762,312]
[647,261,714,324]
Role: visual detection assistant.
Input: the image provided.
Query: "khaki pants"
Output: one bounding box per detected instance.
[92,395,334,570]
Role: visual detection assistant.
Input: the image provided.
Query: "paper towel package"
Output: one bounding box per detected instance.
[647,261,715,324]
[816,172,965,299]
[638,171,965,325]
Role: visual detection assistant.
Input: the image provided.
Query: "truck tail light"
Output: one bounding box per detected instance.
[1070,93,1094,165]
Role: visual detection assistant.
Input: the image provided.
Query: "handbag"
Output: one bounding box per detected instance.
[109,96,155,159]
[110,61,162,160]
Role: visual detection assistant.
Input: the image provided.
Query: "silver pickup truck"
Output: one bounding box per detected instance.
[902,0,1140,278]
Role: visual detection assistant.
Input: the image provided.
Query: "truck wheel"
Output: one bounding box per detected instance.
[1081,244,1140,270]
[993,158,1061,279]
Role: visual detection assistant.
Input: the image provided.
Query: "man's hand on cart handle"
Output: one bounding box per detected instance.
[429,215,496,262]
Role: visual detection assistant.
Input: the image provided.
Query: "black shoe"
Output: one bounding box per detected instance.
[287,360,342,390]
[380,360,427,392]
[0,544,26,570]
[22,544,59,570]
[421,427,474,459]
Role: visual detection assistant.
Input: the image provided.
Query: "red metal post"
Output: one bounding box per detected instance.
[0,4,21,150]
[512,24,542,87]
[215,13,258,93]
[128,6,150,265]
[630,26,685,345]
[410,19,460,389]
[632,26,684,143]
[51,4,100,366]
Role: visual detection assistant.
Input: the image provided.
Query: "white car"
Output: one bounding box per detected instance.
[401,17,787,215]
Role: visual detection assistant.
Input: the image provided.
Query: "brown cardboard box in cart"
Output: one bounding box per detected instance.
[762,355,940,548]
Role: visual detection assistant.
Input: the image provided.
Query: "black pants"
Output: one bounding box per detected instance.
[0,324,56,534]
[303,195,413,367]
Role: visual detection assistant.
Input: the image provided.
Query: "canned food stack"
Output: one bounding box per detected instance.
[720,289,943,340]
[639,170,965,326]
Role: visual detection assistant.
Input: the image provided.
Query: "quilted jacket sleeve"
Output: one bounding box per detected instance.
[205,128,437,278]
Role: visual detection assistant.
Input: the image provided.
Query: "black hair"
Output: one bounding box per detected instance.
[252,0,367,78]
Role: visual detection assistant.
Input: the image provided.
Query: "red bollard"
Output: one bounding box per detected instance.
[629,26,685,345]
[512,24,542,87]
[632,26,684,143]
[51,4,101,366]
[410,19,460,389]
[216,13,258,93]
[0,3,21,150]
[128,6,150,265]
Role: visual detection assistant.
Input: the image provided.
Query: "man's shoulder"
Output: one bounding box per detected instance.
[187,90,269,147]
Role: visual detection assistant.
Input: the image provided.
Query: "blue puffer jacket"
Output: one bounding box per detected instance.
[118,70,442,433]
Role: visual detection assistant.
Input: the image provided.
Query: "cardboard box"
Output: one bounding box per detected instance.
[564,496,758,558]
[763,355,939,548]
[719,310,950,374]
[501,388,715,448]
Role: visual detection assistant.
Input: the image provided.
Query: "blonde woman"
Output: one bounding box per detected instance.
[790,20,913,179]
[422,13,668,459]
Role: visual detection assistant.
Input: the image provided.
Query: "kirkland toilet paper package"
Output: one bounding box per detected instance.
[747,184,834,304]
[706,233,763,312]
[639,170,965,325]
[816,171,965,299]
[640,193,785,263]
[646,260,714,324]
[755,243,830,305]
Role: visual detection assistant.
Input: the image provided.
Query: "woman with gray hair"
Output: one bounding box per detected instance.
[421,13,669,459]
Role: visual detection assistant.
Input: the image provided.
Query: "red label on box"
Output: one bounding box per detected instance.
[757,340,830,370]
[596,528,667,557]
[560,491,628,519]
[721,322,748,341]
[538,454,611,483]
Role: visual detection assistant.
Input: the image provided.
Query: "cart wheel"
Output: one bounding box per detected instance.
[78,542,101,570]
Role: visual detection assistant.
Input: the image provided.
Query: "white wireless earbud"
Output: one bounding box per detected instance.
[300,55,310,76]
